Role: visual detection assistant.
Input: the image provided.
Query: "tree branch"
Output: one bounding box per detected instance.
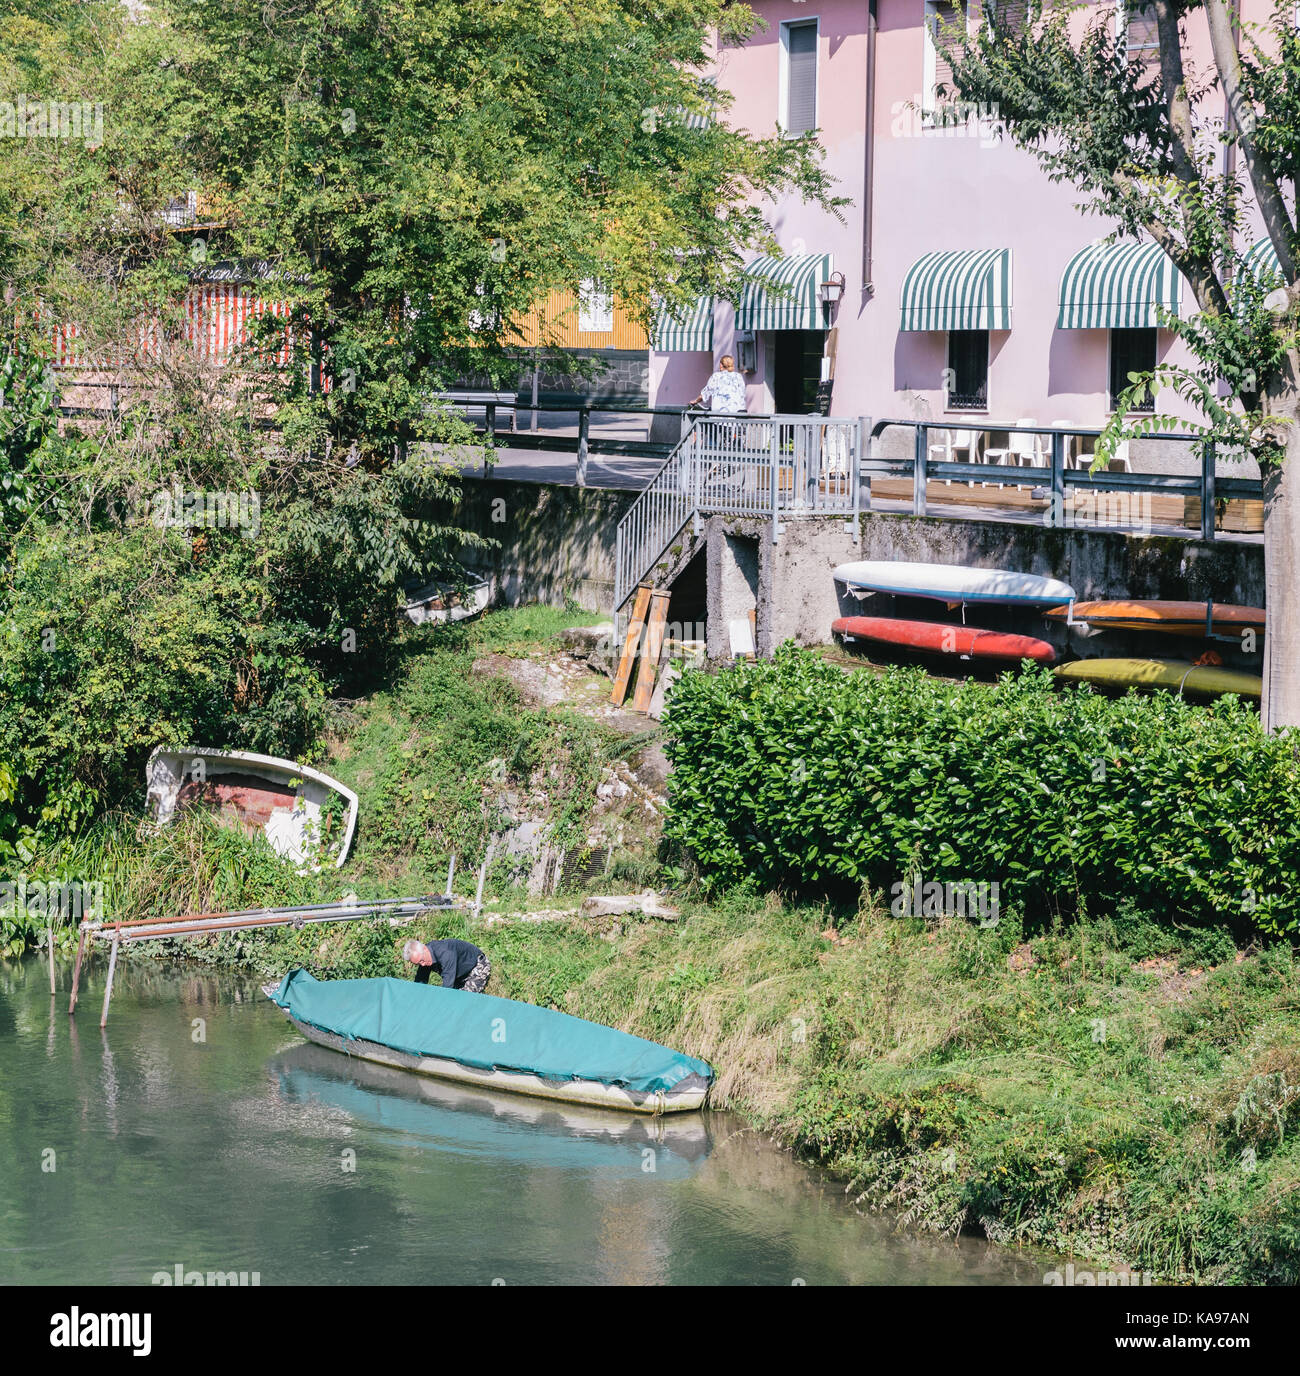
[1203,0,1297,282]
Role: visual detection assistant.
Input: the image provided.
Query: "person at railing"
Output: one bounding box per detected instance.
[691,354,747,414]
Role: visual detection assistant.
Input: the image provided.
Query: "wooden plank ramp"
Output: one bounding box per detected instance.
[630,590,671,714]
[611,585,652,706]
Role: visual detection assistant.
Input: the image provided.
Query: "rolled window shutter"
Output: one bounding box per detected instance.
[786,24,818,134]
[995,0,1029,35]
[931,2,964,102]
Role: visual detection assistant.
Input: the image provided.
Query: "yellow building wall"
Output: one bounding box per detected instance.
[511,288,648,351]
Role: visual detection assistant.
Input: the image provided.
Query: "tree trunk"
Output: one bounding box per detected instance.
[1260,360,1300,731]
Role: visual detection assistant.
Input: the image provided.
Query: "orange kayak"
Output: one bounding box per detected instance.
[1044,600,1265,639]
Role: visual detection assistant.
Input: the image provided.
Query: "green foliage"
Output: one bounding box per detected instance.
[339,633,616,877]
[662,646,1300,937]
[943,1,1299,467]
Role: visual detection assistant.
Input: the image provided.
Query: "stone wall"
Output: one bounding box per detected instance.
[446,476,1264,665]
[451,477,635,614]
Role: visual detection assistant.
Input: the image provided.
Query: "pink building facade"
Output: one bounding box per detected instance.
[649,0,1275,446]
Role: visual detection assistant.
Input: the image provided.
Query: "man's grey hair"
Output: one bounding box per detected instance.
[402,939,423,961]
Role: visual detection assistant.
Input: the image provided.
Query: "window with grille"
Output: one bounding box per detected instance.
[1109,327,1156,411]
[947,330,989,411]
[578,280,613,334]
[782,20,818,135]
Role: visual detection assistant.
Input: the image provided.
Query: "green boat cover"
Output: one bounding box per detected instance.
[268,968,713,1095]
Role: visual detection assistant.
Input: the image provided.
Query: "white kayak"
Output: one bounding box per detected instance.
[832,560,1076,607]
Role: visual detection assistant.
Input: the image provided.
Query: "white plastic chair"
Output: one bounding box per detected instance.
[1075,437,1131,473]
[1047,420,1076,469]
[984,418,1041,491]
[929,428,979,485]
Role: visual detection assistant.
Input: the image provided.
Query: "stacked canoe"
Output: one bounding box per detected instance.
[831,561,1069,667]
[1044,600,1264,700]
[831,562,1265,701]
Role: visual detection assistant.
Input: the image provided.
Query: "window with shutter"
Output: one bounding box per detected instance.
[783,21,818,135]
[924,1,967,112]
[990,0,1029,36]
[1121,2,1161,73]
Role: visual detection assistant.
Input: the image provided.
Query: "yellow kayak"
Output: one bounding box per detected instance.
[1055,658,1261,699]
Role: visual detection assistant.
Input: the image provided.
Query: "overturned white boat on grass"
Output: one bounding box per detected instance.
[145,747,358,870]
[401,572,492,626]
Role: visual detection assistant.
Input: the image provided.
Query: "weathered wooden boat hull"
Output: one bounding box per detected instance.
[146,748,358,869]
[275,1010,710,1114]
[402,574,492,626]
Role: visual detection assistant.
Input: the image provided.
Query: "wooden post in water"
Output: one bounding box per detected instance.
[68,928,87,1015]
[99,934,120,1029]
[47,924,56,995]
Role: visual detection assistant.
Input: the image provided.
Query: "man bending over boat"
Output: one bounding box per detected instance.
[402,937,491,993]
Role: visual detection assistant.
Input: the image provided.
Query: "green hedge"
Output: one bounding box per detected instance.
[662,647,1300,937]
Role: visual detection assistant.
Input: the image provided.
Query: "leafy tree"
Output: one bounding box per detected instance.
[942,1,1300,729]
[0,0,840,836]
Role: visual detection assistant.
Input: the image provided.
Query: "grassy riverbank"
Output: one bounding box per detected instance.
[29,607,1300,1284]
[210,890,1299,1286]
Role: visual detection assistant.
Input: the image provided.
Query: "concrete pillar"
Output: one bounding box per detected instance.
[705,518,759,660]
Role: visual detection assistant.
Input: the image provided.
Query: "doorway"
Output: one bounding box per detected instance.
[771,330,824,414]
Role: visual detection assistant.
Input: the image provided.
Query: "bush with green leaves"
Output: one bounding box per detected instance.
[662,647,1300,938]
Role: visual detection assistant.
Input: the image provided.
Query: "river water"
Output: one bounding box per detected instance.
[0,957,1047,1285]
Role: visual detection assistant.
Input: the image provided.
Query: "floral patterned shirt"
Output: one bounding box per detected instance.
[699,369,747,413]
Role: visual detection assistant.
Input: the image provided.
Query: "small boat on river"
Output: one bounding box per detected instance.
[263,968,713,1114]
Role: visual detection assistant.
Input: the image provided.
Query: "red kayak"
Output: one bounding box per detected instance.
[832,616,1057,665]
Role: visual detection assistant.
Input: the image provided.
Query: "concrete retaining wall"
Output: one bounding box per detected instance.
[450,478,635,613]
[758,511,1264,659]
[445,477,1263,663]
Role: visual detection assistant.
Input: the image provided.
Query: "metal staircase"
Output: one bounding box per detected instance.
[612,413,864,623]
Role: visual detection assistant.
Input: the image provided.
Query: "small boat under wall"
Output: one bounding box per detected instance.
[402,573,492,626]
[1054,658,1262,699]
[832,615,1057,665]
[146,747,359,869]
[833,560,1076,608]
[263,968,713,1114]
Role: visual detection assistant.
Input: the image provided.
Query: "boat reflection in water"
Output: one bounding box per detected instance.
[267,1043,715,1179]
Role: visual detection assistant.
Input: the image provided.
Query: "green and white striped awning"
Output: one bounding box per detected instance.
[899,249,1012,332]
[736,253,833,331]
[1241,237,1283,284]
[651,296,714,352]
[1058,241,1182,329]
